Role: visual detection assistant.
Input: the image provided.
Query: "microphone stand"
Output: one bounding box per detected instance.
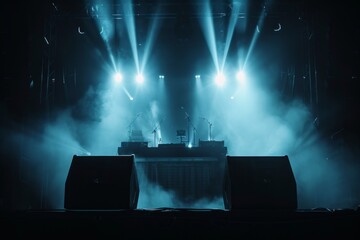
[185,113,191,146]
[181,107,191,146]
[127,113,141,141]
[152,117,164,147]
[192,125,197,147]
[152,122,160,147]
[181,107,198,147]
[203,117,213,141]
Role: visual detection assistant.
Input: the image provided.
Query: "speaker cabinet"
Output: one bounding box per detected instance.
[65,155,139,210]
[224,155,297,210]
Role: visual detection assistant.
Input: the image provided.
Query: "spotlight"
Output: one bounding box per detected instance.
[159,75,164,79]
[236,70,245,82]
[114,72,123,82]
[215,72,225,86]
[195,75,201,80]
[136,73,144,84]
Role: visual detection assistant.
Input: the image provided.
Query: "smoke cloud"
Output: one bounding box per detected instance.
[1,69,359,211]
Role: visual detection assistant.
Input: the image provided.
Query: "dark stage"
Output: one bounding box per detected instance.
[2,143,360,239]
[1,0,360,239]
[2,208,360,239]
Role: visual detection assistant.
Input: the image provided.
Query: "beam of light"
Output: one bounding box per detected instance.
[198,0,219,73]
[220,0,241,72]
[88,0,117,71]
[122,86,134,101]
[100,18,117,71]
[22,122,92,157]
[243,1,269,69]
[48,138,91,156]
[122,0,140,73]
[140,8,162,73]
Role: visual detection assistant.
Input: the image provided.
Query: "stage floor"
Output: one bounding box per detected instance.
[1,208,359,239]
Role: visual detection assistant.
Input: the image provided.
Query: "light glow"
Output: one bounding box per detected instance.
[114,72,123,82]
[215,72,225,86]
[236,70,245,82]
[136,73,144,84]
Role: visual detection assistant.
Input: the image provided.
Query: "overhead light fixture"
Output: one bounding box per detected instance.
[44,36,49,45]
[77,26,85,34]
[274,23,281,32]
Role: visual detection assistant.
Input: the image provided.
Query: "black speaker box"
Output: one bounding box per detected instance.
[64,155,139,210]
[224,155,297,210]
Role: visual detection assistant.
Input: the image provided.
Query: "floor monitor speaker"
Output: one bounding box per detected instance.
[224,155,297,210]
[65,155,139,210]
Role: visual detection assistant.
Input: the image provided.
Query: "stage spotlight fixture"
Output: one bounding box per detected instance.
[44,36,49,45]
[159,75,164,79]
[236,70,245,82]
[274,23,282,32]
[195,75,201,80]
[136,73,144,84]
[215,72,225,86]
[77,26,85,35]
[114,72,123,82]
